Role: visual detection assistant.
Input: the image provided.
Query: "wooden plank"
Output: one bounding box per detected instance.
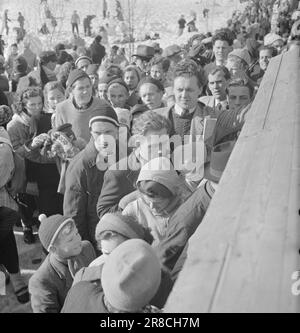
[165,48,300,313]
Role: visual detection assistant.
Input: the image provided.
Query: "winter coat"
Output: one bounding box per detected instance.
[88,41,105,65]
[29,240,96,313]
[63,139,115,248]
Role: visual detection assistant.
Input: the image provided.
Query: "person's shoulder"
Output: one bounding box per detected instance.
[29,256,54,287]
[56,98,72,112]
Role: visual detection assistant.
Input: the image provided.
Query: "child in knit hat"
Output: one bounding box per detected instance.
[29,214,96,313]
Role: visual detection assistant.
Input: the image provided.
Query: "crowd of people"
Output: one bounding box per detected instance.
[0,0,300,313]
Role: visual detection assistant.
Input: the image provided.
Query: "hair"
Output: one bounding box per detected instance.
[14,87,44,115]
[208,65,231,81]
[56,62,73,89]
[228,77,254,98]
[131,110,172,136]
[259,45,278,57]
[149,56,170,73]
[43,81,65,103]
[212,30,234,47]
[108,82,129,95]
[173,59,207,88]
[11,43,18,49]
[95,35,102,43]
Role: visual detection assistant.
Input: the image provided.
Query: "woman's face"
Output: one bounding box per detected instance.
[140,192,172,213]
[25,96,43,117]
[47,89,65,112]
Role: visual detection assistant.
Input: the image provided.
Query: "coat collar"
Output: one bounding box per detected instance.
[83,139,98,168]
[49,254,70,280]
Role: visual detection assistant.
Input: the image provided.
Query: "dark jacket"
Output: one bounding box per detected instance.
[61,281,108,313]
[64,139,120,248]
[96,154,139,220]
[29,241,96,313]
[89,41,105,65]
[62,266,173,312]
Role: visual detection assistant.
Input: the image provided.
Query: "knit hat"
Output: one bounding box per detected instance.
[95,213,148,241]
[228,48,251,66]
[0,105,13,126]
[137,76,165,93]
[38,214,74,251]
[86,64,99,76]
[66,69,90,88]
[101,239,161,312]
[74,55,92,68]
[88,104,119,128]
[107,77,129,93]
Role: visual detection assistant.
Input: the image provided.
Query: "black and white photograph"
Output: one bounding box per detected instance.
[0,0,299,316]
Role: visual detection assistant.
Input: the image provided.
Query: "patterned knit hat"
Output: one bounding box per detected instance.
[0,105,13,126]
[88,104,120,128]
[66,68,90,88]
[38,214,74,251]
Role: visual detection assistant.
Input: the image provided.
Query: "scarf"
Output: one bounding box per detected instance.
[12,112,37,136]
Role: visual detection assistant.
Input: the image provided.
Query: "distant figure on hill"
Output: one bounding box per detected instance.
[178,15,186,36]
[17,12,25,30]
[71,10,80,36]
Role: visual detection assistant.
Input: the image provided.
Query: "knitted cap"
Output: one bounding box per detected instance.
[38,214,74,251]
[95,213,147,241]
[74,55,92,68]
[66,69,90,88]
[0,105,13,126]
[88,104,120,128]
[107,77,129,93]
[101,239,161,312]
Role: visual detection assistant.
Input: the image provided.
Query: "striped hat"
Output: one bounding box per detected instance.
[88,104,120,128]
[38,215,74,251]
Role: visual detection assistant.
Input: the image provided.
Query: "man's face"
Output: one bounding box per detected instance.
[259,49,273,71]
[76,59,91,72]
[208,71,228,101]
[173,75,202,110]
[140,192,172,214]
[54,222,82,258]
[47,61,57,72]
[124,70,139,91]
[135,57,149,72]
[72,78,93,106]
[150,64,165,82]
[213,40,230,64]
[90,121,118,154]
[139,83,163,110]
[108,84,128,108]
[228,86,251,112]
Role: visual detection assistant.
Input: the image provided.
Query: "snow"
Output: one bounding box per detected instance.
[0,0,246,54]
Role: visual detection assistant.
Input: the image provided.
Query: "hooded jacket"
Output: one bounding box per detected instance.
[122,157,191,244]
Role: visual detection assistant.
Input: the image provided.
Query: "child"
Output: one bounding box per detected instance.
[29,215,96,312]
[43,81,66,127]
